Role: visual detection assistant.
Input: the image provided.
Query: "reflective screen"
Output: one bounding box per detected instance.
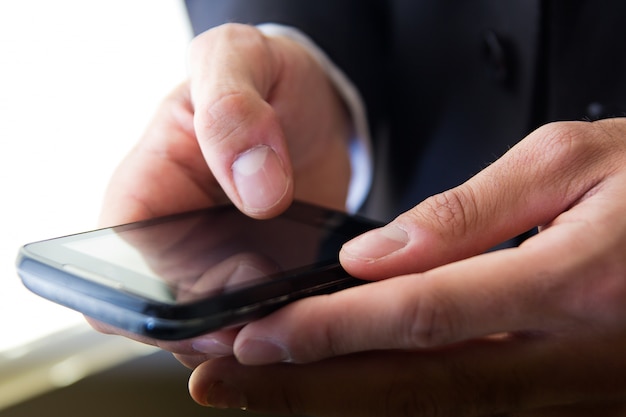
[60,207,345,304]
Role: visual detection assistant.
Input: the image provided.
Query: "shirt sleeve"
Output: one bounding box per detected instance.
[257,23,373,213]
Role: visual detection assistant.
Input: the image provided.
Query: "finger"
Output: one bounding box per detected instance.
[173,327,241,369]
[190,334,626,416]
[188,24,294,218]
[231,237,577,364]
[233,168,626,365]
[341,120,622,279]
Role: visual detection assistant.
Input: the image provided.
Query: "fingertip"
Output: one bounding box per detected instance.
[339,224,413,279]
[231,144,293,218]
[188,362,211,406]
[341,225,408,261]
[188,357,248,410]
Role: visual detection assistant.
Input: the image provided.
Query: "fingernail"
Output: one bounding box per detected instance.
[342,225,409,261]
[192,337,234,357]
[206,381,248,410]
[232,145,289,213]
[236,338,291,365]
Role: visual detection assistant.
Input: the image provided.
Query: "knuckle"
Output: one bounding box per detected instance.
[196,90,258,146]
[403,290,460,348]
[189,23,264,61]
[527,120,626,204]
[533,121,591,160]
[529,121,612,177]
[206,90,254,122]
[417,186,479,238]
[320,321,347,360]
[306,298,358,361]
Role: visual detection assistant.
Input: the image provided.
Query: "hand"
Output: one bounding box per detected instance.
[188,119,626,415]
[99,23,351,227]
[190,336,626,416]
[92,23,351,355]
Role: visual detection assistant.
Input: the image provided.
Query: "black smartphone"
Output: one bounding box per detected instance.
[16,201,380,340]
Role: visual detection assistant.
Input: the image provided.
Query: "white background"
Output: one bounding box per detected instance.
[0,1,192,353]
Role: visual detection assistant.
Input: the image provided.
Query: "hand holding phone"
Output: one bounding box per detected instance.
[17,201,379,340]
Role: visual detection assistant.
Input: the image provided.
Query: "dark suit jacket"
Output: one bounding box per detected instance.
[185,0,626,221]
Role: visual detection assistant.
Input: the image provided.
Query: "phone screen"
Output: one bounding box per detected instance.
[18,202,379,338]
[24,203,366,306]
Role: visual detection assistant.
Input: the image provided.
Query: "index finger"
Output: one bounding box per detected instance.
[229,241,572,364]
[341,120,625,278]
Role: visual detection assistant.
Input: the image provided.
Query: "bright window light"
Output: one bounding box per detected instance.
[0,1,192,353]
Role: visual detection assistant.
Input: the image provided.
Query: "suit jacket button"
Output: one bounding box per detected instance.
[482,30,510,84]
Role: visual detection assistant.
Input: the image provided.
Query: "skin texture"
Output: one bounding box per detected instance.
[94,23,626,416]
[98,24,350,227]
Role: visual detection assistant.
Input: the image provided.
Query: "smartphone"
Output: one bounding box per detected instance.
[16,201,381,340]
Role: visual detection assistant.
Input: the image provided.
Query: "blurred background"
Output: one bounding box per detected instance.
[0,1,267,415]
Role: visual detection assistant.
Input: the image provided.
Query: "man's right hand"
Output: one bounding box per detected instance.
[99,23,352,228]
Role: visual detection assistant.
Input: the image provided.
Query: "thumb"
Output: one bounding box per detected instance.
[340,121,609,279]
[188,24,294,218]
